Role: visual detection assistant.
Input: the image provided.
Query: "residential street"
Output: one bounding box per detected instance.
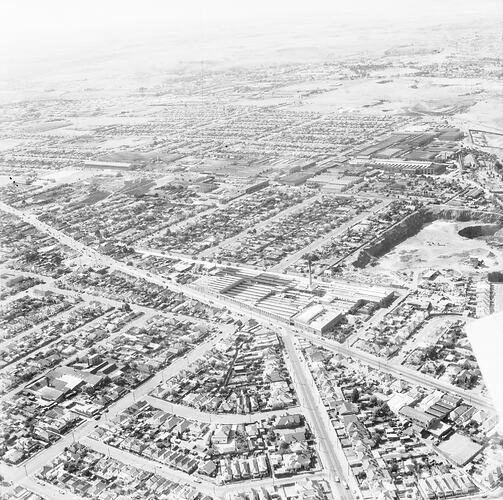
[282,331,354,500]
[146,395,304,424]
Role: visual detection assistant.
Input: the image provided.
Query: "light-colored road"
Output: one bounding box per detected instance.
[189,281,495,412]
[0,413,99,484]
[81,436,219,497]
[141,185,319,257]
[184,281,494,412]
[17,475,86,500]
[297,329,494,411]
[221,470,329,495]
[0,267,223,331]
[0,281,48,306]
[178,280,496,412]
[84,436,330,500]
[135,247,254,271]
[0,267,57,285]
[282,332,354,500]
[146,395,303,425]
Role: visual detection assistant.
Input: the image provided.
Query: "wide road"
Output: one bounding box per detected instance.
[179,281,495,413]
[146,395,303,425]
[282,332,354,500]
[179,278,495,413]
[84,436,330,500]
[297,329,494,411]
[17,475,85,500]
[1,201,344,496]
[82,436,219,497]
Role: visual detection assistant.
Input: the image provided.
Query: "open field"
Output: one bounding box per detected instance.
[373,220,503,273]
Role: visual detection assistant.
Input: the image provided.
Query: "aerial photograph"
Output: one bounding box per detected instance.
[0,0,502,499]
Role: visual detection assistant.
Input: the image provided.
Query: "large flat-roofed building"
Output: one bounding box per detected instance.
[374,147,406,160]
[353,130,459,169]
[354,132,436,159]
[399,405,439,430]
[192,267,394,325]
[354,134,410,159]
[278,172,313,186]
[244,180,269,194]
[404,150,440,162]
[437,128,465,141]
[306,173,360,192]
[436,432,484,466]
[83,160,133,170]
[293,304,345,335]
[323,281,395,307]
[367,159,446,175]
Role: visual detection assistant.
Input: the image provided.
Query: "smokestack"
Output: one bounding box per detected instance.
[458,151,464,172]
[308,259,312,290]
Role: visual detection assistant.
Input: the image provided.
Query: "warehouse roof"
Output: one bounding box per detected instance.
[437,433,484,466]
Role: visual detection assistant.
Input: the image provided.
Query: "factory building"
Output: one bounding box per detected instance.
[83,160,133,170]
[293,304,345,335]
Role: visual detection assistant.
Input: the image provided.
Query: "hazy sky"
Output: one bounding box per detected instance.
[1,0,501,83]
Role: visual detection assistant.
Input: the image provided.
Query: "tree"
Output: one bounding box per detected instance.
[302,252,320,266]
[267,428,277,442]
[278,441,290,454]
[423,345,438,361]
[351,388,360,403]
[25,250,40,263]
